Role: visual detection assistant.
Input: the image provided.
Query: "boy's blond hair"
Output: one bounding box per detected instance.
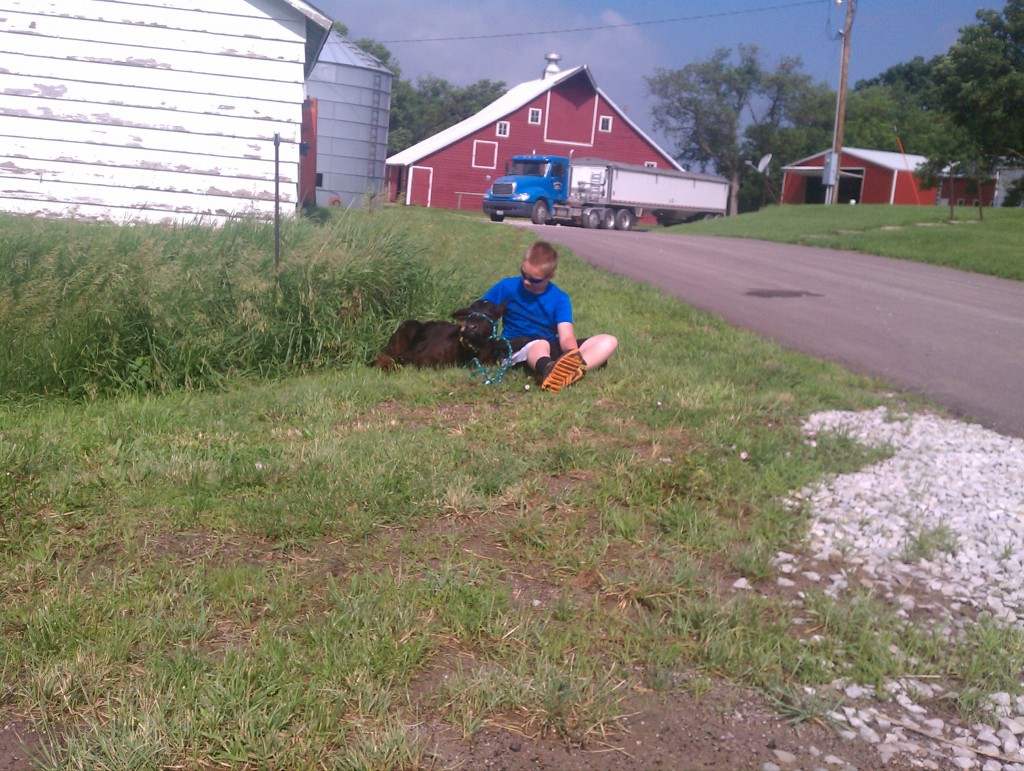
[524,241,558,277]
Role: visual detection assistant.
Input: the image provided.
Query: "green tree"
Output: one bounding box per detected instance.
[855,55,944,107]
[848,54,984,170]
[742,79,834,211]
[933,0,1024,160]
[846,55,972,215]
[646,45,824,214]
[930,0,1024,217]
[765,83,835,166]
[843,83,956,158]
[385,78,416,155]
[390,76,506,154]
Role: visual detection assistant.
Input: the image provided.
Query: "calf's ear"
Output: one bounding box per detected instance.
[452,300,488,321]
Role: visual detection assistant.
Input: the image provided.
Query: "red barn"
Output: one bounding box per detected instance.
[781,148,936,206]
[385,54,681,214]
[935,174,997,208]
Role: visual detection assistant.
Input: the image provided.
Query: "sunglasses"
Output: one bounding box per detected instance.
[520,269,550,284]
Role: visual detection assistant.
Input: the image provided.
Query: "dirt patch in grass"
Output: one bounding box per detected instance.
[413,678,924,771]
[0,680,944,771]
[353,400,484,433]
[0,721,42,771]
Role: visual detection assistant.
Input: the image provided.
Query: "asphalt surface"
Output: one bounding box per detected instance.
[515,223,1024,439]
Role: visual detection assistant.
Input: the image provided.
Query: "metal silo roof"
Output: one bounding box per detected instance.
[317,31,393,74]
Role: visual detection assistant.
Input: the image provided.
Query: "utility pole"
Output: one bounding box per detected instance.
[825,0,855,204]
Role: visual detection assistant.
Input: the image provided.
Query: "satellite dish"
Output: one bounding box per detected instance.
[756,153,773,174]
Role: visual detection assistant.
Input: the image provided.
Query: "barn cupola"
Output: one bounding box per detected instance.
[542,52,561,79]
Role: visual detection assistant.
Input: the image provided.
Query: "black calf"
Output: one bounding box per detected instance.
[373,299,508,370]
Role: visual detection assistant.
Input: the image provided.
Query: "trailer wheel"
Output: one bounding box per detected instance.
[530,200,550,225]
[614,209,635,231]
[583,208,601,229]
[490,213,505,222]
[599,209,615,229]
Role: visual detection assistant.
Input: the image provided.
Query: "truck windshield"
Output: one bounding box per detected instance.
[508,160,551,177]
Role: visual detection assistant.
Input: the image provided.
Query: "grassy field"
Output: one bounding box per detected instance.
[676,204,1024,281]
[1,206,1021,768]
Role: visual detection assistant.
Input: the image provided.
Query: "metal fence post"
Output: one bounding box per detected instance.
[274,132,281,273]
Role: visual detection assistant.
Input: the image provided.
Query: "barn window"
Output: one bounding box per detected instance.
[528,108,542,125]
[599,116,613,132]
[473,140,498,169]
[644,161,657,168]
[496,121,510,138]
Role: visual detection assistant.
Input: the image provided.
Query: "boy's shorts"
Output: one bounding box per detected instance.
[505,336,590,366]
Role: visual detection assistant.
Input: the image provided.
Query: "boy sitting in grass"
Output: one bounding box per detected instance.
[482,240,618,393]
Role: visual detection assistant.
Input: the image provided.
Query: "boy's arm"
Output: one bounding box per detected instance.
[556,321,578,352]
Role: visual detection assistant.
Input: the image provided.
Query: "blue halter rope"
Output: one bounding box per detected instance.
[462,311,513,385]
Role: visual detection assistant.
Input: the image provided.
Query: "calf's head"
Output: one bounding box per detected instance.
[452,299,507,348]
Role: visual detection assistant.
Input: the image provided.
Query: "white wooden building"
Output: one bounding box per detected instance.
[0,0,332,225]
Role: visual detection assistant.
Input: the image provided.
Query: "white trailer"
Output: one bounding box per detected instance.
[556,158,729,229]
[483,153,729,229]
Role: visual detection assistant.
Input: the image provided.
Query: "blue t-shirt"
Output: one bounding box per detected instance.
[483,276,572,342]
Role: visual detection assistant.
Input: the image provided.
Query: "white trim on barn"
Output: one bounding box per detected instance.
[408,165,433,207]
[472,141,499,169]
[0,0,331,225]
[541,87,602,148]
[783,148,929,176]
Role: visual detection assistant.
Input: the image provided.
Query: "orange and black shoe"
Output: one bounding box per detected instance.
[540,349,587,393]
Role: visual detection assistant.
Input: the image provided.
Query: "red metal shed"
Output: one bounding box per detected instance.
[781,148,936,206]
[385,55,681,215]
[935,175,997,208]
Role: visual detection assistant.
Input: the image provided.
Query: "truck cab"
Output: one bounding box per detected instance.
[482,155,570,223]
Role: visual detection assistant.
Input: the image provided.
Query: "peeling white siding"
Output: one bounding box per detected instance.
[0,0,325,224]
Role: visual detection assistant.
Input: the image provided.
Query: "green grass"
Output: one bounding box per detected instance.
[1,205,1021,767]
[675,204,1024,280]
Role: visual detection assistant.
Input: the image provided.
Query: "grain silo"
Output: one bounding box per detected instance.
[305,31,392,208]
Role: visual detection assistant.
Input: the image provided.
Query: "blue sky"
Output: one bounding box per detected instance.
[314,1,990,152]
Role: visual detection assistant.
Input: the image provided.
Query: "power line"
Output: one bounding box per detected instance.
[376,1,823,44]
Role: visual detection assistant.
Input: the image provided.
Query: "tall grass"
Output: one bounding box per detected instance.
[0,212,455,398]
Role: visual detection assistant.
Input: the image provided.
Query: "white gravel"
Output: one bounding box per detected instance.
[770,407,1024,770]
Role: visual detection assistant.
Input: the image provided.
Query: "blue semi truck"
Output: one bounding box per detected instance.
[482,154,729,229]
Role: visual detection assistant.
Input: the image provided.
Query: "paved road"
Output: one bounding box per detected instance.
[515,223,1024,438]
